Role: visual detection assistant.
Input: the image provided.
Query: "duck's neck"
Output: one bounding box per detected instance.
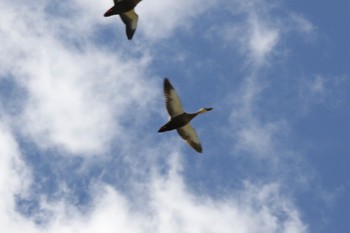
[186,112,198,120]
[188,109,204,118]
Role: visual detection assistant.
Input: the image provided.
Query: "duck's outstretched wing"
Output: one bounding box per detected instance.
[177,124,203,153]
[163,78,185,117]
[120,10,138,40]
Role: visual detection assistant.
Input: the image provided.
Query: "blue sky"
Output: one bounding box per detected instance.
[0,0,349,232]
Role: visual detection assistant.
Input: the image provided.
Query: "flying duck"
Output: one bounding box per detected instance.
[104,0,142,40]
[158,78,213,153]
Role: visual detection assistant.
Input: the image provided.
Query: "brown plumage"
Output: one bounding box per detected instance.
[104,0,142,40]
[158,78,213,153]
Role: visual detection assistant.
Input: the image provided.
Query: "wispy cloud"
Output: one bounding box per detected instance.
[208,0,315,67]
[289,13,316,38]
[219,0,318,188]
[296,74,349,115]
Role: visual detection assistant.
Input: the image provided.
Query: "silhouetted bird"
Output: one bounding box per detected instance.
[104,0,141,40]
[158,78,213,153]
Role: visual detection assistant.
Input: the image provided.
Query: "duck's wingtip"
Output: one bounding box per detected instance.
[164,78,174,89]
[158,125,167,133]
[104,7,115,17]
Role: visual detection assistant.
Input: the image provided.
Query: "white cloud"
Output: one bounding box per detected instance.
[137,0,216,41]
[146,161,307,233]
[16,45,156,155]
[0,145,307,233]
[248,14,280,65]
[0,0,158,155]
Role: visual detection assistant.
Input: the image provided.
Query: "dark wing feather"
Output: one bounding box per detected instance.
[119,10,138,40]
[163,78,185,117]
[177,124,203,153]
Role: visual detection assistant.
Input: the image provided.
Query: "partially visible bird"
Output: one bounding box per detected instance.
[104,0,142,40]
[158,78,213,153]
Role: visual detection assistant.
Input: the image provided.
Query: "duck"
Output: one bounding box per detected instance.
[158,78,213,153]
[104,0,142,40]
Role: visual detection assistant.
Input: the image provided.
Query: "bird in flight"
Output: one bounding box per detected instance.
[104,0,142,40]
[158,78,213,153]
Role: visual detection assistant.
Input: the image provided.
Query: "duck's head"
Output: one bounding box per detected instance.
[198,107,213,114]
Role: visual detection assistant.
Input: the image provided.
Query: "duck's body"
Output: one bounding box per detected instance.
[158,78,213,153]
[104,0,140,15]
[159,113,193,132]
[104,0,142,40]
[158,111,208,132]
